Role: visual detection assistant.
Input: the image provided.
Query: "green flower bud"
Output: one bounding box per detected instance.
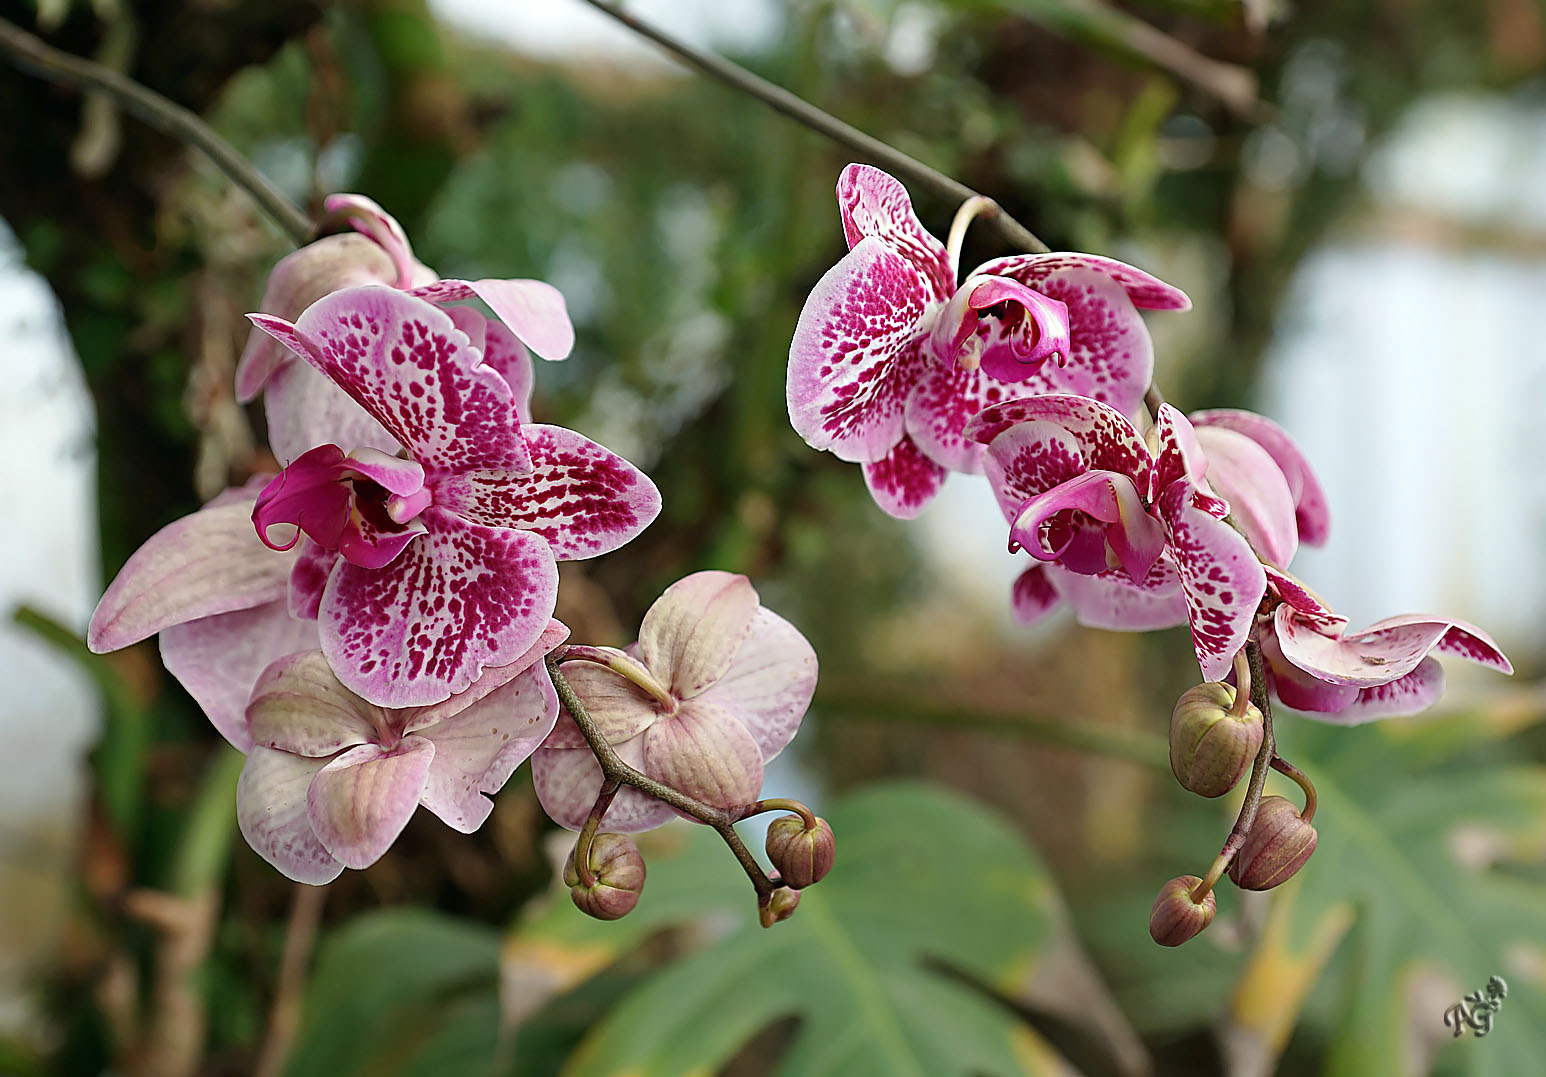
[1170,682,1264,798]
[765,815,836,889]
[761,886,801,927]
[1229,796,1317,891]
[1148,874,1217,947]
[566,834,646,921]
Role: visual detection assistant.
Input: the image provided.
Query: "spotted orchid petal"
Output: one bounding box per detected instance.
[929,275,1071,383]
[1274,608,1513,687]
[245,650,382,758]
[253,445,428,570]
[903,357,1012,475]
[263,359,400,465]
[531,725,676,833]
[1190,409,1329,546]
[787,239,932,463]
[1150,405,1225,519]
[1264,566,1338,620]
[1049,558,1188,631]
[643,699,765,817]
[89,494,295,653]
[698,607,818,760]
[1261,628,1359,714]
[861,434,948,519]
[159,602,319,752]
[1330,659,1448,723]
[248,286,533,476]
[237,747,344,885]
[1010,565,1063,626]
[288,540,334,620]
[407,277,574,361]
[638,571,760,700]
[446,306,535,423]
[318,510,559,708]
[968,395,1152,481]
[1010,470,1164,582]
[836,164,953,301]
[306,738,436,869]
[983,420,1089,522]
[1157,483,1266,680]
[1192,424,1298,566]
[431,424,661,559]
[401,617,571,731]
[974,252,1192,312]
[413,662,559,833]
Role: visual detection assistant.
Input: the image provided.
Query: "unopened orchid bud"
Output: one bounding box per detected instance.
[1229,796,1317,891]
[566,834,646,921]
[1148,875,1216,947]
[765,815,835,889]
[761,886,801,928]
[1169,682,1264,798]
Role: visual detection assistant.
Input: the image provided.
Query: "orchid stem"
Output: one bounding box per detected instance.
[576,0,1049,255]
[546,654,777,908]
[1189,636,1276,904]
[0,15,313,245]
[1229,649,1252,719]
[946,195,998,280]
[572,779,620,889]
[1270,755,1317,824]
[747,798,819,831]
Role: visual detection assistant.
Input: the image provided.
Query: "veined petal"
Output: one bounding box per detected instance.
[1193,425,1298,567]
[324,193,418,287]
[249,286,532,475]
[861,434,947,519]
[237,747,344,885]
[1010,565,1063,626]
[263,359,401,465]
[531,732,675,833]
[307,739,436,869]
[1158,483,1266,681]
[415,663,559,834]
[698,607,817,760]
[541,658,660,746]
[974,252,1191,312]
[983,420,1089,523]
[1010,471,1163,582]
[89,495,294,653]
[643,699,765,817]
[1374,614,1513,674]
[431,424,660,559]
[787,238,931,463]
[408,277,575,361]
[1050,558,1188,631]
[246,649,380,757]
[836,164,953,301]
[319,509,559,708]
[638,571,759,700]
[160,601,320,752]
[968,394,1151,484]
[1190,409,1330,546]
[903,355,1011,474]
[1264,565,1338,620]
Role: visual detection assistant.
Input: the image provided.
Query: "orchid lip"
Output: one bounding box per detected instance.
[387,486,434,524]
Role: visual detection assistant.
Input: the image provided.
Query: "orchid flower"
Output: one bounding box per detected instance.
[532,571,818,832]
[248,285,661,709]
[238,621,568,883]
[787,164,1189,518]
[967,395,1265,680]
[236,194,571,462]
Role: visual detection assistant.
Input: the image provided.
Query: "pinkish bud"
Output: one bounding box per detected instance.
[1229,796,1317,891]
[760,887,801,928]
[1148,875,1216,947]
[765,815,835,889]
[1169,682,1264,798]
[566,834,646,921]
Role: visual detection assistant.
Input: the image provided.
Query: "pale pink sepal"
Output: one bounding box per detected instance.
[637,571,760,700]
[307,739,437,869]
[236,747,345,885]
[408,277,574,361]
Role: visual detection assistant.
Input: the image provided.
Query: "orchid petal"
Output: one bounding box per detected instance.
[447,307,535,423]
[1158,483,1266,681]
[861,434,948,519]
[1151,405,1217,507]
[1193,425,1298,566]
[1010,470,1163,582]
[928,275,1071,383]
[246,649,381,757]
[159,602,319,752]
[836,164,953,300]
[968,394,1151,482]
[787,238,931,463]
[903,356,1007,474]
[1050,559,1188,631]
[1264,566,1338,619]
[1011,566,1063,626]
[89,495,294,653]
[531,729,675,833]
[252,446,352,552]
[1330,659,1448,723]
[403,618,571,732]
[324,193,418,287]
[974,252,1191,312]
[698,607,817,760]
[541,658,659,746]
[319,510,558,708]
[982,420,1089,522]
[1190,409,1330,546]
[431,424,661,559]
[1261,628,1359,714]
[643,699,765,817]
[638,571,759,700]
[263,359,401,465]
[288,540,334,620]
[1276,608,1513,686]
[236,747,344,885]
[307,739,436,869]
[408,278,575,361]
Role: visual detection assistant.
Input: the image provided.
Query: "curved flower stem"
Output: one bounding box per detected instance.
[546,655,778,909]
[1229,649,1253,719]
[577,0,1049,256]
[1189,636,1276,904]
[946,195,997,280]
[0,15,313,245]
[746,797,819,830]
[1270,755,1317,824]
[572,779,621,888]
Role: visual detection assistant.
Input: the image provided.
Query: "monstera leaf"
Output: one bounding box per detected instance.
[1219,707,1546,1077]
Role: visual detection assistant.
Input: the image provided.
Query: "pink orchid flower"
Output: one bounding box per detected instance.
[1258,573,1512,723]
[237,194,571,462]
[238,622,568,884]
[787,164,1189,518]
[532,571,818,832]
[967,395,1265,680]
[248,285,661,709]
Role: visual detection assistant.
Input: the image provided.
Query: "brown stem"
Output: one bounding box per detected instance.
[571,779,621,888]
[1270,755,1317,824]
[252,884,328,1077]
[747,797,819,831]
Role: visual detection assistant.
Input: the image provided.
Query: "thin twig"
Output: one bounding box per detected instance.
[253,884,328,1077]
[0,15,312,244]
[577,0,1049,255]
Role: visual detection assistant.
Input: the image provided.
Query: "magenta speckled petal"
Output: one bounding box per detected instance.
[1190,409,1330,546]
[415,663,559,834]
[403,618,570,733]
[1193,425,1298,567]
[237,747,344,885]
[1329,658,1447,723]
[638,571,759,700]
[288,540,334,620]
[1157,483,1266,680]
[643,699,764,817]
[1275,608,1512,686]
[968,395,1151,482]
[473,315,535,424]
[1010,565,1062,626]
[249,286,532,475]
[531,732,675,833]
[1151,405,1219,512]
[1262,628,1360,714]
[246,650,379,757]
[307,738,436,869]
[861,433,947,519]
[787,237,931,463]
[431,424,661,559]
[160,602,319,752]
[929,275,1071,383]
[409,277,575,361]
[698,607,817,760]
[89,495,294,653]
[836,164,953,301]
[263,359,401,465]
[1051,559,1188,632]
[1010,470,1163,582]
[903,357,1015,474]
[319,509,558,708]
[983,420,1088,522]
[974,252,1191,312]
[1264,566,1337,619]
